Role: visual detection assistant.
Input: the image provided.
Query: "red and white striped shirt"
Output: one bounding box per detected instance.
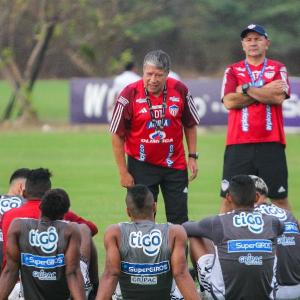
[110,78,199,170]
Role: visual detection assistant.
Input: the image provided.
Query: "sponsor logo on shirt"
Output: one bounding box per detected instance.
[238,253,263,265]
[255,204,287,221]
[121,260,170,275]
[32,269,57,281]
[278,186,286,193]
[241,107,249,132]
[266,105,272,131]
[166,144,174,167]
[169,96,180,102]
[136,98,147,103]
[146,119,171,129]
[283,222,300,234]
[131,276,157,285]
[169,104,179,117]
[129,229,162,256]
[139,144,146,161]
[277,236,296,246]
[138,107,148,114]
[29,226,59,253]
[0,196,22,215]
[233,212,264,234]
[21,253,65,269]
[228,239,272,253]
[149,131,166,141]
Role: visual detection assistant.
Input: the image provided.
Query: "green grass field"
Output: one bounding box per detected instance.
[0,80,299,271]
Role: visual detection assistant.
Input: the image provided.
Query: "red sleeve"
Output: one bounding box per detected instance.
[173,81,199,127]
[109,85,134,136]
[221,66,238,99]
[64,210,98,236]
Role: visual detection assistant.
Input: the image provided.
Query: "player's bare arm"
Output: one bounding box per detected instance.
[112,133,134,188]
[184,125,198,181]
[245,79,288,104]
[96,224,121,300]
[223,92,256,109]
[0,219,21,300]
[64,223,86,300]
[170,225,202,300]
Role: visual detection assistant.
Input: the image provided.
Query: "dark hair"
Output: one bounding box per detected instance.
[25,168,52,198]
[228,175,256,207]
[126,184,154,216]
[40,188,70,220]
[125,62,135,71]
[9,168,31,184]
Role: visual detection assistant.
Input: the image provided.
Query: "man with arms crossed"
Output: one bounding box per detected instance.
[96,184,201,300]
[0,188,85,300]
[251,175,300,299]
[110,50,199,224]
[220,24,290,212]
[183,175,284,299]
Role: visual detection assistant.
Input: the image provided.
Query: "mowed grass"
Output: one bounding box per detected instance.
[0,129,299,270]
[0,80,299,270]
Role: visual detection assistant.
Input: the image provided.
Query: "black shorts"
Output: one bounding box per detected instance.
[220,142,288,199]
[128,156,188,224]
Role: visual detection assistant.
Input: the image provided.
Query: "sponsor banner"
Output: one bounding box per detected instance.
[121,260,170,275]
[227,239,272,253]
[21,253,65,269]
[70,77,300,127]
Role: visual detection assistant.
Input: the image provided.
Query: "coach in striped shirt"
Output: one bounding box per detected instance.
[110,49,200,224]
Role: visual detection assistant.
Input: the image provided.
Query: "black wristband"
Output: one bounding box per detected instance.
[188,153,199,159]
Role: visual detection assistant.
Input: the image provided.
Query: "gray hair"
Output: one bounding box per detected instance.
[143,50,170,73]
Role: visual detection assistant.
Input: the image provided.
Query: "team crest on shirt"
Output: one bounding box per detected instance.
[169,96,180,102]
[169,104,179,117]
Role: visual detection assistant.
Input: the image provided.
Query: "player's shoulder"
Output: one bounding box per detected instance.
[267,58,286,69]
[227,60,245,69]
[167,77,188,94]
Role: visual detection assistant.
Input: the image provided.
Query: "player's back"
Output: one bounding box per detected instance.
[255,203,300,286]
[211,210,283,299]
[118,220,172,300]
[18,218,70,300]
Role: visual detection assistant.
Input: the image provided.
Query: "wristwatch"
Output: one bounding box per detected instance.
[188,153,199,159]
[242,83,251,95]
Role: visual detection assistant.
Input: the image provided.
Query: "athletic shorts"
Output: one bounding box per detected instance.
[80,256,92,298]
[276,283,300,299]
[8,282,24,300]
[128,156,188,224]
[220,142,288,199]
[196,254,220,300]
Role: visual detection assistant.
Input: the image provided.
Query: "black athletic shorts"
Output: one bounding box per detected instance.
[128,156,188,224]
[220,142,288,199]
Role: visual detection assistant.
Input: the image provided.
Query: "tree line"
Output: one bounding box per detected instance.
[0,0,299,122]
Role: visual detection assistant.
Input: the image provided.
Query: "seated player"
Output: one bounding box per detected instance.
[183,175,284,299]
